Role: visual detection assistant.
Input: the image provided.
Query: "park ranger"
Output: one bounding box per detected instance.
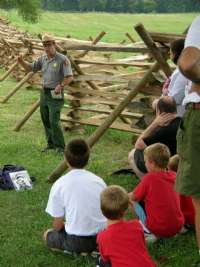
[18,33,73,153]
[176,14,200,267]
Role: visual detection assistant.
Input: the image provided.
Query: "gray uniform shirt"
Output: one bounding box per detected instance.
[31,52,73,88]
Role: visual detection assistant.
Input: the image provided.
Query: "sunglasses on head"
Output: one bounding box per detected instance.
[43,42,53,47]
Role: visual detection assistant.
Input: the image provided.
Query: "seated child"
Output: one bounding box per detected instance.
[168,154,195,226]
[130,143,184,240]
[97,185,157,267]
[44,139,107,254]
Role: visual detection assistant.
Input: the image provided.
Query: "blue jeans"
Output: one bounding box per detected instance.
[134,202,151,234]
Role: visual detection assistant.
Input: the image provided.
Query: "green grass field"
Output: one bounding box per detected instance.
[0,10,198,42]
[0,11,199,267]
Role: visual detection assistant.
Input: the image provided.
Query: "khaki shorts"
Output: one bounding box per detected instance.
[176,106,200,198]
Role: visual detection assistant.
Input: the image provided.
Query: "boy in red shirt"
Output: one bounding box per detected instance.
[130,143,184,240]
[97,185,157,267]
[168,154,195,226]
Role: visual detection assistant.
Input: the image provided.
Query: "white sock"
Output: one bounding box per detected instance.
[198,249,200,256]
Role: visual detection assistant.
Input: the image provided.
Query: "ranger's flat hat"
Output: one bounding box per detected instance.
[42,33,55,42]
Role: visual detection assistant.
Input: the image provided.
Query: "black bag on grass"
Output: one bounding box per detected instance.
[0,164,32,191]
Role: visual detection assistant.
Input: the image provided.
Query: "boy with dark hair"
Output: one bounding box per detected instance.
[130,143,184,241]
[65,138,90,168]
[97,185,157,267]
[168,155,195,226]
[44,138,107,254]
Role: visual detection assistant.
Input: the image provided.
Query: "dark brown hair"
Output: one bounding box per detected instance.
[101,185,129,220]
[170,38,185,64]
[157,96,177,114]
[65,139,90,168]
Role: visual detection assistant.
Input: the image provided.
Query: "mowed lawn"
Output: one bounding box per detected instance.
[0,11,199,267]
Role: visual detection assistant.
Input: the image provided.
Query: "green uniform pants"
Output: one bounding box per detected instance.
[176,105,200,198]
[40,89,65,150]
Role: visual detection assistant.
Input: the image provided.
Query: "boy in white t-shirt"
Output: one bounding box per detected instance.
[44,139,107,254]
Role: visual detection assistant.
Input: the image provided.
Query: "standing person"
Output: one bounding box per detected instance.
[97,185,157,267]
[18,33,73,153]
[165,39,188,117]
[175,15,200,263]
[152,38,188,117]
[44,139,107,254]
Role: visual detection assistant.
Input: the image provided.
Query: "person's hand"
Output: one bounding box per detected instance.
[190,83,200,96]
[54,84,62,94]
[128,193,134,209]
[153,113,175,127]
[152,98,159,111]
[128,192,133,203]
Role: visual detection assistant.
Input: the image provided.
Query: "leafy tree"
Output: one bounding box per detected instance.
[105,0,122,12]
[130,0,144,13]
[79,0,93,11]
[62,0,79,11]
[143,0,156,13]
[94,0,107,11]
[2,0,200,16]
[78,0,105,11]
[0,0,40,21]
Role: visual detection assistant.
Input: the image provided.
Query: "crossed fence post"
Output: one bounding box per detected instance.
[47,62,160,183]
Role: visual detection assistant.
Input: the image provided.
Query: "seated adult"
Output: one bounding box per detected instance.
[128,96,181,178]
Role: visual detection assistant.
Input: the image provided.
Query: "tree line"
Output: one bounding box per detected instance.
[42,0,200,13]
[0,0,200,22]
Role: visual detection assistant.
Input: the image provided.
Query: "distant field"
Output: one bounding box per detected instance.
[0,10,198,42]
[0,10,199,267]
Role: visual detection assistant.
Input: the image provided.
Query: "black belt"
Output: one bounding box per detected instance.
[43,87,54,90]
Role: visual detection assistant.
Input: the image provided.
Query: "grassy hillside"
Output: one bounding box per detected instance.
[0,10,198,42]
[0,11,199,267]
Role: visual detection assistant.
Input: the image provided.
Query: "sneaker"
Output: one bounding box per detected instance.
[179,226,189,234]
[77,251,99,257]
[63,250,73,255]
[144,233,158,244]
[80,252,89,257]
[192,261,200,267]
[91,251,100,258]
[55,148,64,155]
[41,146,54,153]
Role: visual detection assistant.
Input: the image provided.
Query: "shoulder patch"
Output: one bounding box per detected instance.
[63,59,69,66]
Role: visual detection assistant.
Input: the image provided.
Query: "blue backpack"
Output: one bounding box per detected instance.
[0,165,26,190]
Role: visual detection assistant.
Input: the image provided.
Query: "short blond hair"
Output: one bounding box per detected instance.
[144,143,170,169]
[100,185,129,220]
[168,154,179,172]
